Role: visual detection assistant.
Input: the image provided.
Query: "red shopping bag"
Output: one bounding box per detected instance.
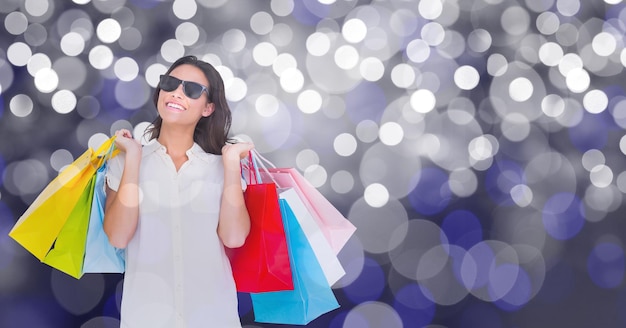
[226,152,293,293]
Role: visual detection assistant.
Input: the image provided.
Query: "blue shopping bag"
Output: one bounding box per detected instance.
[82,162,125,273]
[251,199,339,325]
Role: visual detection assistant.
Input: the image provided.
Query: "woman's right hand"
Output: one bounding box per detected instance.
[114,129,142,156]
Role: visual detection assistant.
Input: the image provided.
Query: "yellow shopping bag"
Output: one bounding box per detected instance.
[8,137,117,261]
[42,172,97,278]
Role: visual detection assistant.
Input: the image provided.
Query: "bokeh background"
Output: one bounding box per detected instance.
[2,0,626,327]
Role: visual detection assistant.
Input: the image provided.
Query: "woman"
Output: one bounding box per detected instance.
[103,55,252,327]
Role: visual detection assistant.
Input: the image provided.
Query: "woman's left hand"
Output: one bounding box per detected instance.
[222,141,254,163]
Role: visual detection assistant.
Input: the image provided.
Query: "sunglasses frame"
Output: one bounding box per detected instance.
[159,75,209,100]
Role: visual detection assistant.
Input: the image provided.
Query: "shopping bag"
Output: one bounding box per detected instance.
[226,152,293,293]
[278,188,345,286]
[82,162,125,273]
[42,173,97,279]
[251,199,340,325]
[9,137,118,261]
[253,150,356,254]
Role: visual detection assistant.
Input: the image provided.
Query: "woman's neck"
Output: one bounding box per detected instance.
[157,127,195,156]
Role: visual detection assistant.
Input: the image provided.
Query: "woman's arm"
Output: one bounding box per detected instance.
[103,130,142,249]
[217,142,254,248]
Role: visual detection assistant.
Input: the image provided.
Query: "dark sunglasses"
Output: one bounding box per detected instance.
[159,75,209,100]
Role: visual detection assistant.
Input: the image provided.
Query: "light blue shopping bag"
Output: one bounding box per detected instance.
[82,162,125,273]
[251,198,339,325]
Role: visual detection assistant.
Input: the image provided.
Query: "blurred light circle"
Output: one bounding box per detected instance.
[589,164,613,188]
[7,42,32,66]
[582,89,608,114]
[96,18,121,43]
[51,89,77,114]
[5,159,48,195]
[255,94,279,117]
[349,196,409,254]
[581,149,605,171]
[295,149,319,171]
[592,32,617,57]
[60,32,85,56]
[306,32,331,57]
[468,135,495,161]
[356,120,379,143]
[448,168,478,197]
[342,18,367,43]
[359,57,384,82]
[487,53,508,76]
[343,301,403,328]
[24,22,47,47]
[536,11,560,35]
[250,11,274,35]
[272,53,297,76]
[406,38,431,63]
[565,68,590,93]
[272,20,295,46]
[25,0,50,17]
[333,133,357,157]
[89,45,114,70]
[334,45,359,70]
[510,184,533,207]
[225,77,247,102]
[421,22,445,46]
[584,184,619,215]
[297,89,322,114]
[541,94,565,117]
[160,39,185,63]
[253,42,278,66]
[501,6,530,36]
[621,48,626,67]
[330,170,354,194]
[390,63,416,89]
[5,11,28,35]
[508,77,533,102]
[587,242,625,289]
[418,0,443,20]
[542,192,585,240]
[419,245,472,305]
[391,219,449,281]
[410,89,436,113]
[55,56,89,91]
[467,29,492,53]
[9,94,33,118]
[114,57,139,82]
[26,52,51,77]
[51,271,105,315]
[501,113,530,142]
[270,0,294,16]
[364,183,390,208]
[173,0,197,20]
[558,52,583,76]
[379,122,403,146]
[115,78,151,110]
[279,67,304,93]
[556,0,580,16]
[34,67,59,93]
[176,22,200,46]
[342,257,386,304]
[538,42,563,66]
[119,26,142,51]
[454,65,480,90]
[50,149,73,172]
[134,122,153,145]
[222,29,246,53]
[299,165,325,189]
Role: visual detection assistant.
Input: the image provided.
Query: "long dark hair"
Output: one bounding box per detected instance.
[146,55,232,155]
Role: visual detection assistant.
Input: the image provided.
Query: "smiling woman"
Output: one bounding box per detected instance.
[102,55,254,328]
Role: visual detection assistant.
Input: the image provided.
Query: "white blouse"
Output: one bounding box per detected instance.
[106,140,242,328]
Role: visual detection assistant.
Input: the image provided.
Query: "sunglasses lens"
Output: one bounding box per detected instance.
[159,75,207,99]
[159,75,180,92]
[183,82,204,99]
